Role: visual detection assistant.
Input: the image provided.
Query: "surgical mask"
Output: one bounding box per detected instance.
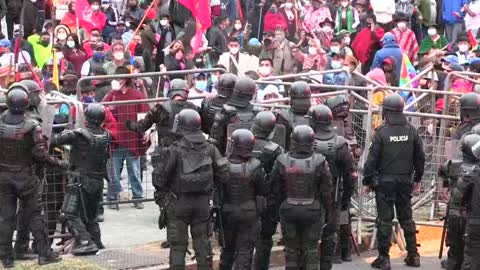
[230,47,239,55]
[91,4,99,11]
[331,46,340,53]
[308,46,317,55]
[102,4,109,9]
[93,51,105,62]
[397,22,407,30]
[427,28,437,36]
[211,74,219,83]
[195,80,208,91]
[31,0,37,2]
[160,19,169,26]
[344,36,351,45]
[111,80,122,90]
[322,25,332,33]
[234,23,242,30]
[113,51,124,60]
[399,0,408,2]
[331,60,342,69]
[259,66,272,76]
[67,40,75,48]
[459,44,469,53]
[58,33,67,40]
[82,96,95,103]
[284,2,293,8]
[341,1,348,7]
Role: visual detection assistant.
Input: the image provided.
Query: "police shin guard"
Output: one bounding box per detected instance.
[219,250,234,270]
[320,234,337,270]
[305,247,320,270]
[87,223,105,249]
[400,219,419,257]
[254,237,274,270]
[285,248,300,270]
[235,249,253,270]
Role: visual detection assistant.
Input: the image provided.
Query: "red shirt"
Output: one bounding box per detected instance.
[102,88,149,156]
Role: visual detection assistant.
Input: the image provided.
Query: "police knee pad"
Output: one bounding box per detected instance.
[399,219,416,232]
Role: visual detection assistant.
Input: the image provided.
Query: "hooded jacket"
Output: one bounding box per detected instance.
[371,33,403,76]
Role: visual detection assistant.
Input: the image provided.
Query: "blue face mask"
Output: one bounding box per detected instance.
[195,80,208,91]
[211,75,219,83]
[93,52,105,62]
[82,96,95,104]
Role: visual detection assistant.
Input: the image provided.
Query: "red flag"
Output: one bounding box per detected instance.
[237,0,244,20]
[75,0,104,34]
[178,0,212,54]
[468,30,478,50]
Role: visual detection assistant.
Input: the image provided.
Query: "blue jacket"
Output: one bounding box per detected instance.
[371,35,403,77]
[442,0,467,24]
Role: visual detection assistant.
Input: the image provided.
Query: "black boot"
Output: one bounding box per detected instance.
[1,257,14,268]
[404,253,420,267]
[371,255,391,270]
[38,250,62,265]
[13,244,36,260]
[342,248,352,262]
[93,239,105,250]
[71,240,99,256]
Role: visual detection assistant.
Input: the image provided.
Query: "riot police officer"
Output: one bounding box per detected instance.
[307,105,355,269]
[155,109,228,270]
[210,77,263,154]
[276,80,311,150]
[126,78,198,146]
[219,129,267,270]
[50,103,112,256]
[271,125,332,270]
[200,73,237,133]
[455,133,480,270]
[0,88,65,268]
[251,111,284,270]
[362,94,425,269]
[453,93,480,139]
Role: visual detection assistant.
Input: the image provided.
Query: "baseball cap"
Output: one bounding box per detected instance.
[441,55,459,64]
[0,39,11,48]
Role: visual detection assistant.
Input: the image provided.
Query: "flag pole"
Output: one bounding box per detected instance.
[125,0,159,52]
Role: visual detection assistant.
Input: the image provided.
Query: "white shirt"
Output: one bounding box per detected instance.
[465,0,480,31]
[188,88,207,107]
[0,51,31,70]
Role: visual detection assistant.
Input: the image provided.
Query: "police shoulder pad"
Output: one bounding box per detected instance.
[264,141,280,153]
[335,135,348,149]
[223,104,237,114]
[247,157,263,171]
[312,152,326,165]
[463,163,480,178]
[24,116,41,131]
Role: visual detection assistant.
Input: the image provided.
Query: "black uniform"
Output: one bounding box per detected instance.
[251,112,284,270]
[51,104,111,256]
[272,125,332,270]
[219,129,267,270]
[362,94,425,269]
[210,77,262,154]
[452,93,480,140]
[308,105,355,270]
[200,73,237,134]
[276,81,312,151]
[0,88,64,268]
[155,109,228,270]
[450,133,480,270]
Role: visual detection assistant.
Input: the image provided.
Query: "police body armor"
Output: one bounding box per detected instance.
[278,109,309,150]
[0,113,38,172]
[313,135,347,179]
[223,158,261,205]
[69,128,111,177]
[279,153,326,205]
[202,95,228,133]
[458,163,480,220]
[252,138,282,176]
[157,101,197,147]
[173,142,215,194]
[225,104,258,125]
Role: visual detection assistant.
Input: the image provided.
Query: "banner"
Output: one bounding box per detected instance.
[75,0,104,34]
[178,0,212,54]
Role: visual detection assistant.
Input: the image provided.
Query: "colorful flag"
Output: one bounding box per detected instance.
[468,30,478,51]
[399,52,417,99]
[75,0,104,34]
[178,0,212,54]
[52,50,60,88]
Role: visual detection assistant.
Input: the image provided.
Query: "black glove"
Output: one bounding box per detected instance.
[154,191,165,206]
[125,119,137,131]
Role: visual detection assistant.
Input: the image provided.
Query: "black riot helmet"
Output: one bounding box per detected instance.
[459,93,480,121]
[6,86,30,114]
[290,125,315,155]
[307,105,335,139]
[85,103,106,127]
[382,94,405,112]
[290,80,312,114]
[217,73,237,98]
[168,79,189,99]
[461,132,480,161]
[10,80,42,108]
[228,128,256,159]
[325,94,349,119]
[251,111,276,139]
[227,77,256,108]
[173,109,205,142]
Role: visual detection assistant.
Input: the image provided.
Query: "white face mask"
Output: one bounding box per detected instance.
[67,40,75,48]
[344,36,351,45]
[400,0,408,3]
[58,33,67,40]
[113,51,124,60]
[397,22,407,30]
[322,25,332,33]
[331,46,340,53]
[331,60,342,69]
[102,4,109,9]
[230,47,240,55]
[30,0,37,3]
[341,1,349,7]
[459,44,469,53]
[259,66,272,76]
[427,28,437,36]
[308,46,317,55]
[234,23,242,30]
[91,5,99,11]
[111,80,122,90]
[160,19,169,26]
[284,2,293,8]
